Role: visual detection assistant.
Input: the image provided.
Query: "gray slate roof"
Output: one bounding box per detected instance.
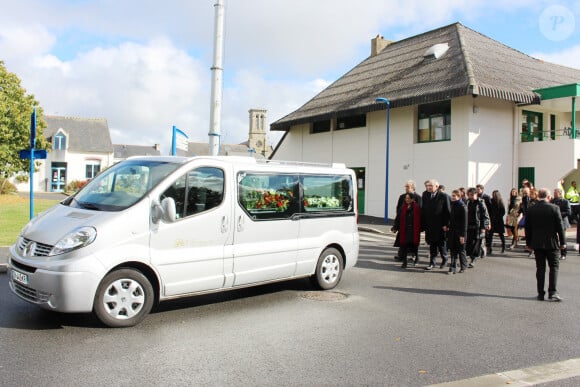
[178,142,266,159]
[271,22,580,131]
[43,115,113,153]
[114,144,161,159]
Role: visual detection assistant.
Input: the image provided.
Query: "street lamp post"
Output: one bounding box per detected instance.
[375,97,390,223]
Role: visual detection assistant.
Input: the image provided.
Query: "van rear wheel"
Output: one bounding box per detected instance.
[311,247,343,290]
[93,268,154,328]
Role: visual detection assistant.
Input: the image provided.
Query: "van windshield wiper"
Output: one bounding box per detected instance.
[78,201,102,211]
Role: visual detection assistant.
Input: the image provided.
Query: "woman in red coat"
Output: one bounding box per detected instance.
[392,193,421,269]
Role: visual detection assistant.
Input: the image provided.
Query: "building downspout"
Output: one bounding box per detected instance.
[512,104,519,188]
[572,97,577,139]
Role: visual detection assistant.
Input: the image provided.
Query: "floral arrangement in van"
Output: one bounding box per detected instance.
[245,189,292,211]
[303,196,341,209]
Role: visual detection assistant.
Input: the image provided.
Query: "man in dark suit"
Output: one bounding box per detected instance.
[525,188,566,301]
[421,179,451,270]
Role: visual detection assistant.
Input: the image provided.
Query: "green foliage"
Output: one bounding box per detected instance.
[0,60,49,179]
[0,178,17,194]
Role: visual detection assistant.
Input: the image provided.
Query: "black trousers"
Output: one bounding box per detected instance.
[534,248,559,297]
[448,234,467,271]
[466,229,482,260]
[400,242,418,266]
[428,239,448,266]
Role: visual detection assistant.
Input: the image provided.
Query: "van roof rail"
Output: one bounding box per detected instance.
[256,159,346,169]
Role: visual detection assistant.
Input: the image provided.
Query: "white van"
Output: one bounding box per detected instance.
[9,156,359,327]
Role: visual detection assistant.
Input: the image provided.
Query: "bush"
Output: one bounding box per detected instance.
[0,178,17,195]
[66,180,89,193]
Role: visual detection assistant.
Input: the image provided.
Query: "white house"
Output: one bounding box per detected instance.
[270,22,580,219]
[15,115,115,192]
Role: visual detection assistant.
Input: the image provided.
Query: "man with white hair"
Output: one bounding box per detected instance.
[421,179,451,270]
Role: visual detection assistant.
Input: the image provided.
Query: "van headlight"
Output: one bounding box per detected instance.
[50,227,97,256]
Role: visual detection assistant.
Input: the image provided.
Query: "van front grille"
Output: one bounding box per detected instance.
[11,280,50,304]
[17,238,53,257]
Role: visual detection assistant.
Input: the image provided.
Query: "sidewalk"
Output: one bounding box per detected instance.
[1,215,577,274]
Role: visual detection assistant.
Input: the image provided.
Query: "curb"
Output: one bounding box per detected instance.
[358,226,389,235]
[0,264,7,274]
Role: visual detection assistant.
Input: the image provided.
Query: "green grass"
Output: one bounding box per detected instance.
[0,195,60,246]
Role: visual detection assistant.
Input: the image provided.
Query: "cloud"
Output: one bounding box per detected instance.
[0,0,574,155]
[531,45,580,70]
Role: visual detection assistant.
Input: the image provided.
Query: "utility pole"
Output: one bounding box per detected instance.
[208,0,225,156]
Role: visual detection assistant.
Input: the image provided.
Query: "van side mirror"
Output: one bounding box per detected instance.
[152,197,177,224]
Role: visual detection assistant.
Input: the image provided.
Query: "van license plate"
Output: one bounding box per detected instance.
[12,270,29,286]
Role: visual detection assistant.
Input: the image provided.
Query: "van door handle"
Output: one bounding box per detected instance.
[221,216,228,233]
[237,215,244,232]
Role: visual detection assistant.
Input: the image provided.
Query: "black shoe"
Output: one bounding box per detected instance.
[425,265,434,270]
[394,256,402,261]
[439,261,447,269]
[447,271,455,275]
[536,295,545,301]
[401,264,407,269]
[468,262,474,268]
[549,294,563,302]
[458,269,465,273]
[560,255,566,260]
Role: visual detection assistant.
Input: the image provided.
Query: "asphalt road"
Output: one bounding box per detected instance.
[1,232,579,386]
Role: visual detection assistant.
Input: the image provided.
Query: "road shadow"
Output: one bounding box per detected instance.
[0,277,317,330]
[374,285,538,301]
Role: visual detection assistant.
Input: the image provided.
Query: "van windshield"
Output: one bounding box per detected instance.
[63,160,181,211]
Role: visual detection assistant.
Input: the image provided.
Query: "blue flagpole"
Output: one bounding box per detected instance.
[29,107,36,219]
[171,125,177,156]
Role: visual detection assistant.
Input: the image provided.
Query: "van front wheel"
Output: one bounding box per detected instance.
[311,247,343,290]
[93,268,154,328]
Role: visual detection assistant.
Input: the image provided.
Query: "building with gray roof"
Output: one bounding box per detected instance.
[271,22,580,219]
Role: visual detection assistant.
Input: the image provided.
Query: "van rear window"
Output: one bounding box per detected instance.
[238,172,353,220]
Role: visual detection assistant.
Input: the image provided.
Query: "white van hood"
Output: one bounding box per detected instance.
[23,204,106,246]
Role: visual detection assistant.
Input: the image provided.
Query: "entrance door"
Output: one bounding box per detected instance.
[518,167,535,188]
[51,162,67,192]
[351,167,365,214]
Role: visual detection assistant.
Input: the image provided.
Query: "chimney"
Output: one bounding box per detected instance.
[371,35,391,57]
[154,143,160,151]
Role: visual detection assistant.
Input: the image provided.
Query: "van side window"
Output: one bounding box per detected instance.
[301,175,353,213]
[161,167,224,219]
[238,173,299,220]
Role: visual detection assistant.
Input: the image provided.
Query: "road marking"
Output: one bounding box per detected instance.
[428,358,580,386]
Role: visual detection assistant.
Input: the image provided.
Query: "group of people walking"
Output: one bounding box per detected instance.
[391,179,567,301]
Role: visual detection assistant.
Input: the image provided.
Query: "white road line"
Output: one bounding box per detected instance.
[428,358,580,386]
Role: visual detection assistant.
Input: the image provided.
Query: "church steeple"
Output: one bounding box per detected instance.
[248,108,268,155]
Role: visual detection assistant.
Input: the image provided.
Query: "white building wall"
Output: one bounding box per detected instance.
[13,151,114,192]
[272,97,556,218]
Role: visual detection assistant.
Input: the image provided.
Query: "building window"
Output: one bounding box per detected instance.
[311,120,331,134]
[336,114,366,130]
[418,101,451,142]
[85,160,101,179]
[53,132,67,150]
[521,110,543,142]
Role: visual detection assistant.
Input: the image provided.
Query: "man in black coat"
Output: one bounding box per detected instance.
[421,179,451,270]
[525,188,566,301]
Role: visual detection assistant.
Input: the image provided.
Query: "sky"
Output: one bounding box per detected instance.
[1,0,579,154]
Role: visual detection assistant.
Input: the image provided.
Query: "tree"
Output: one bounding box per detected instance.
[0,60,49,188]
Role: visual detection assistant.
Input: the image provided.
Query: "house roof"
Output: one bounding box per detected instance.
[271,22,580,131]
[113,144,161,159]
[43,115,113,153]
[178,142,266,158]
